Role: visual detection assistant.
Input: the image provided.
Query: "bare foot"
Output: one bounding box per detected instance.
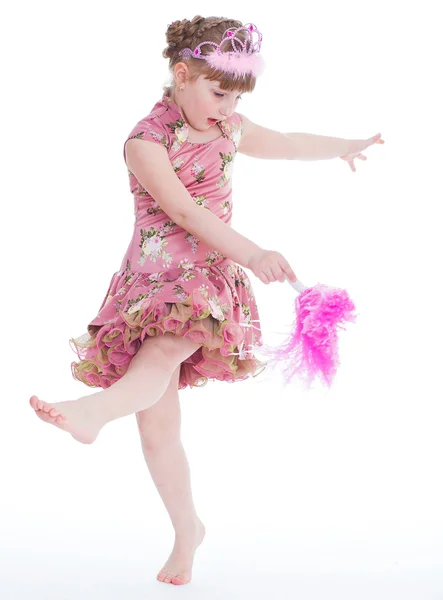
[29,394,105,444]
[157,519,206,585]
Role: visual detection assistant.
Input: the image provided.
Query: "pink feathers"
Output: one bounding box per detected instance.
[205,51,265,77]
[262,284,358,390]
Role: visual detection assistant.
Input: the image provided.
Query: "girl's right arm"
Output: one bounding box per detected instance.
[125,139,297,284]
[125,138,262,267]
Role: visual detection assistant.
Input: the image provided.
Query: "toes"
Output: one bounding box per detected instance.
[30,397,50,414]
[49,408,66,421]
[35,411,53,424]
[41,403,65,420]
[157,569,190,585]
[30,396,67,426]
[172,574,189,585]
[29,396,39,410]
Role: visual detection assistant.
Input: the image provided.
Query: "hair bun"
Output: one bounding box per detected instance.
[165,18,193,40]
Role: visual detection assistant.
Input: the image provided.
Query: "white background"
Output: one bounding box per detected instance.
[1,0,442,598]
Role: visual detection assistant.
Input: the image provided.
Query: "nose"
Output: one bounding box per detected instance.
[219,99,237,118]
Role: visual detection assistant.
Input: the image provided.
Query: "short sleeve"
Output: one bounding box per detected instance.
[123,112,171,165]
[220,112,243,152]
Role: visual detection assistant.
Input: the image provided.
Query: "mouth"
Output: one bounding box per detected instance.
[207,118,218,126]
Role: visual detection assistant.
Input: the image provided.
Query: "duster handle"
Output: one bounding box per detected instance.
[285,277,307,293]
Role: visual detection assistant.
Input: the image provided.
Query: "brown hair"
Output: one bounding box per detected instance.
[162,15,258,94]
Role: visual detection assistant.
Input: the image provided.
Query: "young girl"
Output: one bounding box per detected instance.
[29,15,299,586]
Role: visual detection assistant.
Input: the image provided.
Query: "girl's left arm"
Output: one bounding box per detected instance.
[237,113,384,167]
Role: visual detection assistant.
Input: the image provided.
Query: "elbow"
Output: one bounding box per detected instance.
[173,207,192,230]
[173,212,186,229]
[174,202,198,230]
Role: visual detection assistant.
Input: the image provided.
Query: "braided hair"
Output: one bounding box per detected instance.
[162,15,257,94]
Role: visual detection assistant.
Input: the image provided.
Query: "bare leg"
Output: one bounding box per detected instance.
[29,333,202,444]
[136,365,205,585]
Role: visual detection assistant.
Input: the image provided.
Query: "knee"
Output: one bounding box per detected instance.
[137,333,187,373]
[131,342,174,381]
[136,402,181,450]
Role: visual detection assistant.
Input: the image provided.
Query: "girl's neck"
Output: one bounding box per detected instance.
[165,86,177,104]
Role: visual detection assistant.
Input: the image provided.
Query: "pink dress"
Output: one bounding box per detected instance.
[70,92,267,390]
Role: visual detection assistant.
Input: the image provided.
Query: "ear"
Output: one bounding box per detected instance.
[173,62,190,86]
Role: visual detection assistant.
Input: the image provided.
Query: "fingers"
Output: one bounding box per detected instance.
[259,271,271,285]
[254,250,297,285]
[260,261,297,284]
[278,257,297,283]
[270,266,285,283]
[260,265,283,284]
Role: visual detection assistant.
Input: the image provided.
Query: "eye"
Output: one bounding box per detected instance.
[213,92,243,100]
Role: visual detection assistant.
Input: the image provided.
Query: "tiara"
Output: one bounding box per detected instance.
[178,23,264,78]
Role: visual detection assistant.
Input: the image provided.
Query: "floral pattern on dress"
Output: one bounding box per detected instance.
[146,122,170,148]
[191,156,206,183]
[219,118,243,151]
[221,199,231,214]
[146,201,163,216]
[194,194,209,209]
[185,232,200,254]
[137,220,177,268]
[216,152,235,189]
[168,119,189,151]
[173,157,185,172]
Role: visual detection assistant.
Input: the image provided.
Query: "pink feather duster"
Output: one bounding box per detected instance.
[260,278,358,389]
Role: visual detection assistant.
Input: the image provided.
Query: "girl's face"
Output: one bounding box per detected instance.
[176,74,244,131]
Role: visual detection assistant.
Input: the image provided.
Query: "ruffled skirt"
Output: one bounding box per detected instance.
[70,262,267,390]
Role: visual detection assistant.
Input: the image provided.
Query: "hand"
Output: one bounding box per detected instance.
[340,133,385,172]
[247,248,297,285]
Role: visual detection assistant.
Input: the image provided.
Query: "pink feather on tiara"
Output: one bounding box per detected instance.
[205,51,265,77]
